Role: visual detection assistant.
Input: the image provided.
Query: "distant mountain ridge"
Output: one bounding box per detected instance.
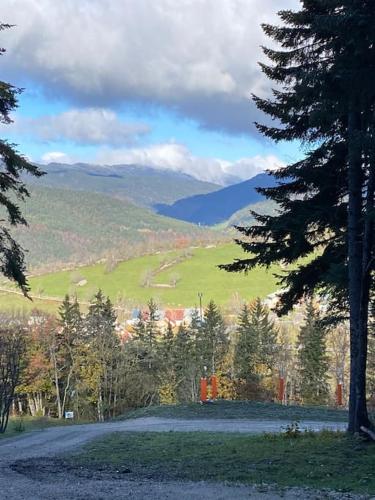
[26,163,221,208]
[155,173,277,225]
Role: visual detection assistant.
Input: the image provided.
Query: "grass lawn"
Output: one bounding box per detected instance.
[0,416,84,439]
[0,244,280,311]
[70,430,375,495]
[123,400,349,422]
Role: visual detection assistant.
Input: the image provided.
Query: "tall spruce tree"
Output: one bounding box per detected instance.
[133,298,160,371]
[221,2,375,432]
[51,295,82,418]
[297,302,329,405]
[235,299,278,382]
[198,300,227,375]
[234,304,259,380]
[0,24,44,291]
[85,290,119,421]
[173,324,197,402]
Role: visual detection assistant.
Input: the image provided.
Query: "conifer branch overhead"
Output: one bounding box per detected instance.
[0,24,44,294]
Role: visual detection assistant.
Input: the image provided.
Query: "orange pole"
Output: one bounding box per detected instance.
[278,377,285,403]
[200,377,208,402]
[210,375,218,400]
[336,383,343,406]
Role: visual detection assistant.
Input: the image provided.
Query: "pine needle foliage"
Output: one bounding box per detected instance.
[0,24,44,291]
[221,1,375,432]
[297,301,329,405]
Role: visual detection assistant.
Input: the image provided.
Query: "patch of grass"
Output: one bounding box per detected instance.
[0,289,63,314]
[0,244,280,311]
[0,416,87,439]
[70,431,375,495]
[123,400,348,422]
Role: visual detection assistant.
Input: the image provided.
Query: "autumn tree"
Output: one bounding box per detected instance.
[0,314,26,432]
[19,312,53,416]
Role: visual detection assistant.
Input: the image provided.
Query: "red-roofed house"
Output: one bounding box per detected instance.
[164,309,185,327]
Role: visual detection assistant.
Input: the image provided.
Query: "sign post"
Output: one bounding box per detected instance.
[200,378,208,403]
[336,383,343,406]
[278,377,285,404]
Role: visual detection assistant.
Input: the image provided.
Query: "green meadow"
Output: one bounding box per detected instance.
[0,244,280,311]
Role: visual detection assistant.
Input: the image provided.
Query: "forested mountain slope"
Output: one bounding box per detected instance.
[220,200,277,229]
[155,173,277,225]
[26,163,221,208]
[10,185,221,270]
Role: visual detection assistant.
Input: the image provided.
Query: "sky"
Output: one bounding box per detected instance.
[0,0,301,185]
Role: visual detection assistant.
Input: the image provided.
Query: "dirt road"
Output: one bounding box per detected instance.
[0,417,354,500]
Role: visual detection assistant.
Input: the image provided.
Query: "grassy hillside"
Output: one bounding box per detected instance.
[0,244,280,311]
[27,163,220,208]
[10,185,220,269]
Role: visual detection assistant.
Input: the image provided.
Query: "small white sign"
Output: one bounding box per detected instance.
[65,411,74,419]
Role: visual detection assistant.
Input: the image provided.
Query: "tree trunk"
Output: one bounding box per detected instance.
[347,107,371,433]
[51,349,63,419]
[357,138,375,430]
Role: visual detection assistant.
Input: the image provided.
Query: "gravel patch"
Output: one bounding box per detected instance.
[0,417,359,500]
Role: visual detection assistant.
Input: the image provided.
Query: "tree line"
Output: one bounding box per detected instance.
[1,292,372,432]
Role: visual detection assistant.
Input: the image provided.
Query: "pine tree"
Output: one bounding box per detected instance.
[133,298,160,371]
[173,324,200,402]
[198,300,227,375]
[235,299,277,379]
[297,302,329,405]
[255,298,278,373]
[84,290,120,421]
[50,295,83,418]
[160,321,174,361]
[0,24,44,291]
[234,304,259,380]
[158,321,175,402]
[221,2,375,432]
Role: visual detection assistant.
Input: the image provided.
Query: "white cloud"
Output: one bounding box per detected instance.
[41,151,74,164]
[95,143,285,185]
[1,0,299,133]
[8,108,150,146]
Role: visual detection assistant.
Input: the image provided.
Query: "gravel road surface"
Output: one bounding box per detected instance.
[0,417,355,500]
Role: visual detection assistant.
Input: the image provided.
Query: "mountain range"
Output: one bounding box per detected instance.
[13,163,276,269]
[155,173,277,225]
[9,185,221,271]
[26,163,221,208]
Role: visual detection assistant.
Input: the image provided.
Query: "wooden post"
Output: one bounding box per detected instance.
[278,376,285,403]
[210,375,218,400]
[200,377,207,402]
[336,382,343,406]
